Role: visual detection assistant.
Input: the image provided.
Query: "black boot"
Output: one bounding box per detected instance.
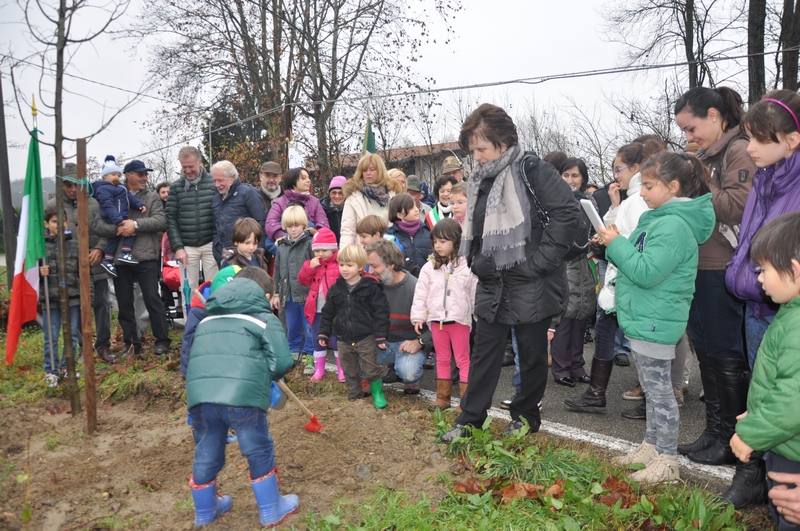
[621,400,646,420]
[564,357,613,412]
[687,357,749,466]
[720,452,768,509]
[679,348,720,455]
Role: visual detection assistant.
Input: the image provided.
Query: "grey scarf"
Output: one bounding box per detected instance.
[460,145,531,270]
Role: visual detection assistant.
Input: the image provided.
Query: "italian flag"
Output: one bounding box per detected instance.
[5,129,45,365]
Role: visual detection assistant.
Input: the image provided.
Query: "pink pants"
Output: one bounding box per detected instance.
[431,322,471,383]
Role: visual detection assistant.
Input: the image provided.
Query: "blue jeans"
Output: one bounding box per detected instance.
[283,299,313,354]
[380,341,425,385]
[43,305,81,375]
[310,313,337,352]
[190,404,275,484]
[745,305,775,370]
[614,327,630,356]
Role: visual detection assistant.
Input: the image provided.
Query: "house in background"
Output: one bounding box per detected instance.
[305,141,469,191]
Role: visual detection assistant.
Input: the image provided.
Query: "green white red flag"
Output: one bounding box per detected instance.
[6,128,46,365]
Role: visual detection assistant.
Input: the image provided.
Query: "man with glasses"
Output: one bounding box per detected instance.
[166,146,218,290]
[257,161,284,216]
[93,160,171,358]
[47,163,114,362]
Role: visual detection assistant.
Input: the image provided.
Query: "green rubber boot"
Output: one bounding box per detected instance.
[369,379,387,409]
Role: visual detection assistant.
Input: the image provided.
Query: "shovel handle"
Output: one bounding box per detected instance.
[276,380,314,419]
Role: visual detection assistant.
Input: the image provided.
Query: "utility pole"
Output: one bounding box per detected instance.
[0,75,16,288]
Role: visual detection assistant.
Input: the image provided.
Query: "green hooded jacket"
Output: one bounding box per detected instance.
[607,194,715,345]
[186,278,293,411]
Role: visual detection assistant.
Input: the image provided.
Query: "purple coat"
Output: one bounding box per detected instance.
[264,189,329,240]
[726,150,800,318]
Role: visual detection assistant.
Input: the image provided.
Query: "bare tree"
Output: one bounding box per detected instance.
[779,0,800,90]
[560,96,621,185]
[514,96,576,157]
[6,0,142,413]
[603,0,746,89]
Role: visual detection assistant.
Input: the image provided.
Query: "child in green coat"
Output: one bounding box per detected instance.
[731,212,800,528]
[597,152,715,485]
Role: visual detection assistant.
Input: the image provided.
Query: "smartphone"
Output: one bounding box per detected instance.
[580,199,605,232]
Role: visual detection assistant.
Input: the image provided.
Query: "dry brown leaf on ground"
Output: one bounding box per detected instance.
[499,482,545,504]
[597,476,638,508]
[454,477,492,494]
[138,479,161,491]
[544,479,565,499]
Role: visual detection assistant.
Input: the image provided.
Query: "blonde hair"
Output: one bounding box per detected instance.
[281,205,308,230]
[337,244,368,269]
[343,154,401,198]
[450,182,467,197]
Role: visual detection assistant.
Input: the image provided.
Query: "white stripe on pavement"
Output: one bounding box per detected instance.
[323,363,734,482]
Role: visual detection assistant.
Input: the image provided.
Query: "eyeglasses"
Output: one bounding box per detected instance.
[614,165,630,174]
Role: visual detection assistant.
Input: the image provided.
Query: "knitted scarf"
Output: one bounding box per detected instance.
[460,145,530,270]
[394,219,421,237]
[362,183,391,207]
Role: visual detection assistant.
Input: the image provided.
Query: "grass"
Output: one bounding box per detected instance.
[305,417,763,530]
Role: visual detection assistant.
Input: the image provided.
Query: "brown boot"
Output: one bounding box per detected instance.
[428,379,452,411]
[456,382,468,413]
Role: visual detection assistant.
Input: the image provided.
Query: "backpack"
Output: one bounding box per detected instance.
[519,152,591,261]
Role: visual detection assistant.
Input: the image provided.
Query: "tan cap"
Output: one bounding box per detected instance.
[260,161,282,174]
[441,156,463,174]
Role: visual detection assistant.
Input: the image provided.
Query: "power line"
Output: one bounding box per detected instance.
[130,45,799,160]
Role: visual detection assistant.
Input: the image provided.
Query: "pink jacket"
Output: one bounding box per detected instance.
[265,189,330,241]
[298,250,340,323]
[410,257,477,328]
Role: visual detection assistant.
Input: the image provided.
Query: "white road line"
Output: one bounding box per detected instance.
[323,364,734,482]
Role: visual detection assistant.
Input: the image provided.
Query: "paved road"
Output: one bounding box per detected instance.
[413,337,707,448]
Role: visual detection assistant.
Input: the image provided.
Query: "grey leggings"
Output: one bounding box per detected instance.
[632,348,679,455]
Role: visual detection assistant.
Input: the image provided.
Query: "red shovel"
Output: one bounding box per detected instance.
[276,380,324,433]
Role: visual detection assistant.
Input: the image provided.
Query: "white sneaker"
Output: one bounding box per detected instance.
[629,452,680,484]
[45,373,59,388]
[612,440,657,466]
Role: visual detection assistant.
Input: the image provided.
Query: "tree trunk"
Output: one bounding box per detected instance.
[684,0,699,87]
[782,0,800,91]
[55,0,81,415]
[748,0,767,103]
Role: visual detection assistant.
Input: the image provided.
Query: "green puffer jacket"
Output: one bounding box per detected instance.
[607,194,714,345]
[186,278,294,411]
[736,297,800,461]
[166,168,216,250]
[40,235,83,307]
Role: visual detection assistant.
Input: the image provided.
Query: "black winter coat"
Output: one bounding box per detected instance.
[468,151,579,325]
[319,275,390,344]
[212,178,268,264]
[321,196,343,243]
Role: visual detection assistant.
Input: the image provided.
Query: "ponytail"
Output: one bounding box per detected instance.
[640,152,710,199]
[674,87,745,130]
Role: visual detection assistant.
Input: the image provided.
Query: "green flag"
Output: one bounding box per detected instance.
[361,116,375,154]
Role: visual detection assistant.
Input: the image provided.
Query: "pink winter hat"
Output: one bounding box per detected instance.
[312,228,338,250]
[328,176,347,191]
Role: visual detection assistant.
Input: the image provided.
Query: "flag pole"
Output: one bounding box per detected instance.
[33,96,56,374]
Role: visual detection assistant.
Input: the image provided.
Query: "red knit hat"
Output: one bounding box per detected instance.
[312,228,338,250]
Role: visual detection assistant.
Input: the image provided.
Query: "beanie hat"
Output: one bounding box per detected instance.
[101,155,124,178]
[328,175,346,191]
[311,228,338,250]
[210,265,241,293]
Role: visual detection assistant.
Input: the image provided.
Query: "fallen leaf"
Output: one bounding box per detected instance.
[45,404,65,415]
[50,473,58,484]
[138,479,161,491]
[454,476,491,494]
[110,503,121,513]
[500,482,545,504]
[544,482,564,499]
[597,476,638,508]
[640,519,668,531]
[238,464,247,470]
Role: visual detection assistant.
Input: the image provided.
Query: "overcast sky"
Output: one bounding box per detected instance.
[0,0,747,183]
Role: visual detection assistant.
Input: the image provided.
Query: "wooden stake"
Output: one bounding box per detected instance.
[76,140,96,433]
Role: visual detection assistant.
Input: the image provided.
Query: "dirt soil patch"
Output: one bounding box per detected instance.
[0,379,456,530]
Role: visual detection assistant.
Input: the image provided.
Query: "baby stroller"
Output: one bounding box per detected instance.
[160,233,184,325]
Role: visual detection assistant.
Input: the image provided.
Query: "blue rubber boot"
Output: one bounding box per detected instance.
[251,468,299,528]
[190,476,233,526]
